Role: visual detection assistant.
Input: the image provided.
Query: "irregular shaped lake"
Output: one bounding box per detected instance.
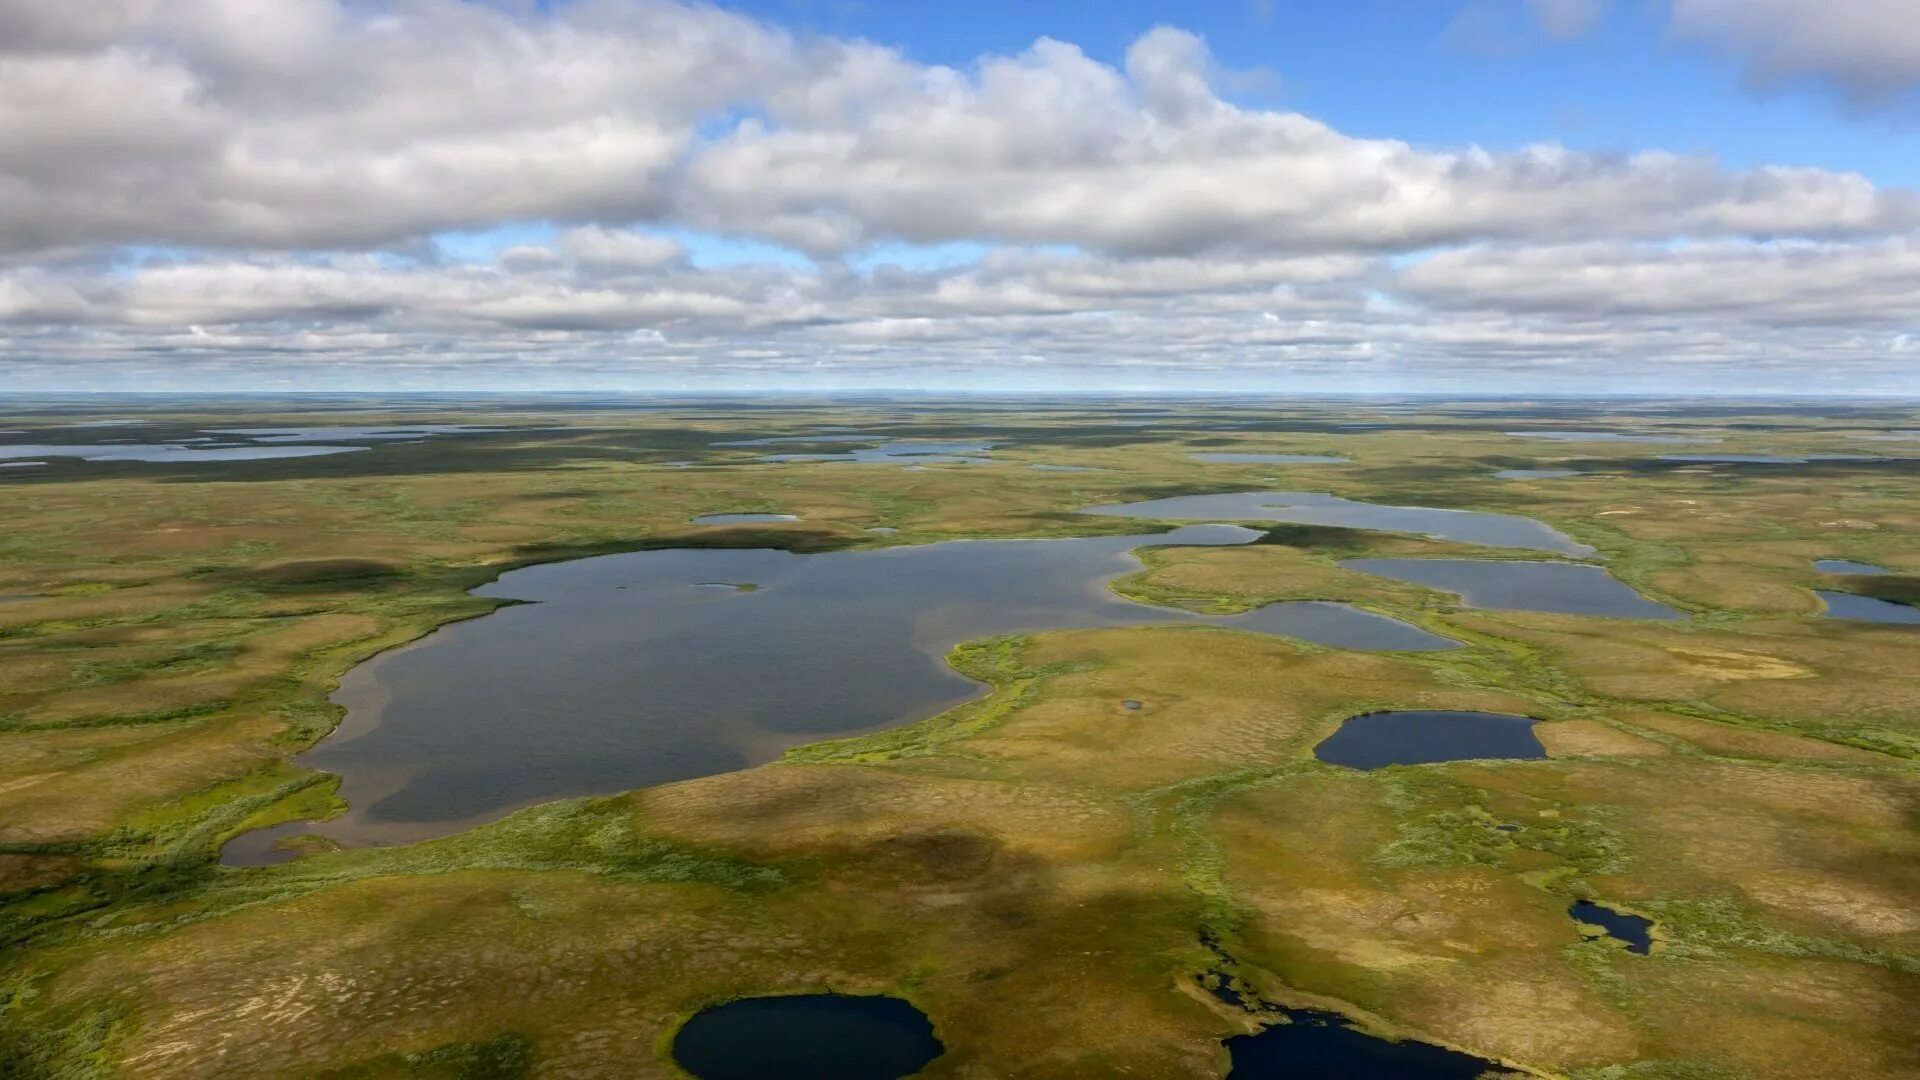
[1083,491,1594,557]
[0,443,370,463]
[263,524,1456,851]
[1661,454,1884,465]
[1817,591,1920,625]
[1340,559,1681,619]
[1570,900,1654,954]
[1314,711,1546,769]
[672,995,941,1080]
[1225,1005,1500,1079]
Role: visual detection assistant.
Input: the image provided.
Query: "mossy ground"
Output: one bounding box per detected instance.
[1,400,1915,1078]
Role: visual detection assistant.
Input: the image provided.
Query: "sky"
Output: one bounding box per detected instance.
[0,0,1917,395]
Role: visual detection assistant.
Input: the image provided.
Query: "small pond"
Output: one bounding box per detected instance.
[672,995,942,1080]
[1570,900,1654,954]
[1814,559,1890,575]
[691,513,800,525]
[1225,1005,1500,1079]
[1339,559,1681,619]
[261,523,1457,849]
[1191,453,1350,464]
[1028,463,1105,472]
[1082,491,1593,557]
[1817,591,1920,625]
[218,822,321,867]
[761,441,993,465]
[1313,711,1546,769]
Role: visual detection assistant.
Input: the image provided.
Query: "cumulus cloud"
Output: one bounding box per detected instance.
[1668,0,1920,114]
[0,0,1914,392]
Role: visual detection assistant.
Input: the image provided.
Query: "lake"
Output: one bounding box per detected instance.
[244,524,1454,852]
[1339,558,1681,619]
[1817,591,1920,625]
[1083,491,1594,557]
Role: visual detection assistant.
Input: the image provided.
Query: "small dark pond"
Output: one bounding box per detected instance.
[1191,453,1350,464]
[1570,900,1654,954]
[269,524,1455,848]
[1313,711,1546,770]
[218,821,319,867]
[1028,463,1105,472]
[672,995,942,1080]
[1814,559,1890,575]
[1339,558,1681,619]
[1494,468,1580,480]
[1083,491,1593,557]
[1225,1006,1500,1079]
[1817,591,1920,625]
[691,513,800,525]
[1508,431,1709,444]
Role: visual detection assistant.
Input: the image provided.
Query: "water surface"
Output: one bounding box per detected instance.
[672,995,941,1080]
[1225,1005,1500,1079]
[1314,711,1546,769]
[276,525,1453,847]
[1340,559,1680,618]
[1660,453,1883,465]
[1084,491,1594,557]
[1495,468,1580,480]
[1508,431,1710,444]
[1569,900,1654,954]
[0,443,369,463]
[1814,559,1890,575]
[1817,591,1920,624]
[692,513,800,525]
[219,822,320,867]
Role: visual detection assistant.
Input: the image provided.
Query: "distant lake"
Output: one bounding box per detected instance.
[247,524,1455,851]
[691,513,800,524]
[672,995,941,1080]
[0,443,370,463]
[1814,559,1890,575]
[1660,454,1885,465]
[1083,491,1595,557]
[1494,468,1580,479]
[1340,558,1681,619]
[1508,431,1711,444]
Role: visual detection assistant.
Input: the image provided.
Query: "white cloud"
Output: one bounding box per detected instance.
[1669,0,1920,113]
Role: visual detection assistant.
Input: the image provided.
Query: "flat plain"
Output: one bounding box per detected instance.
[1,397,1915,1079]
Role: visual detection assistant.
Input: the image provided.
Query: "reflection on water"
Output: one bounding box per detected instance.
[672,995,942,1080]
[1817,590,1920,625]
[278,525,1454,848]
[1083,490,1594,556]
[1341,558,1680,618]
[1314,710,1545,769]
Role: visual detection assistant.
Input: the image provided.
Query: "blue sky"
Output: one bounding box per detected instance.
[1,0,1916,394]
[724,0,1914,184]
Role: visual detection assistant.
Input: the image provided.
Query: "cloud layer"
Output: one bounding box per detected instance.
[0,0,1915,392]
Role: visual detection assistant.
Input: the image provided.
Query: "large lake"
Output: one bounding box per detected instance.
[273,524,1454,849]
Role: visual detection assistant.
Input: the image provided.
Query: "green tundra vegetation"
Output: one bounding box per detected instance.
[0,398,1915,1079]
